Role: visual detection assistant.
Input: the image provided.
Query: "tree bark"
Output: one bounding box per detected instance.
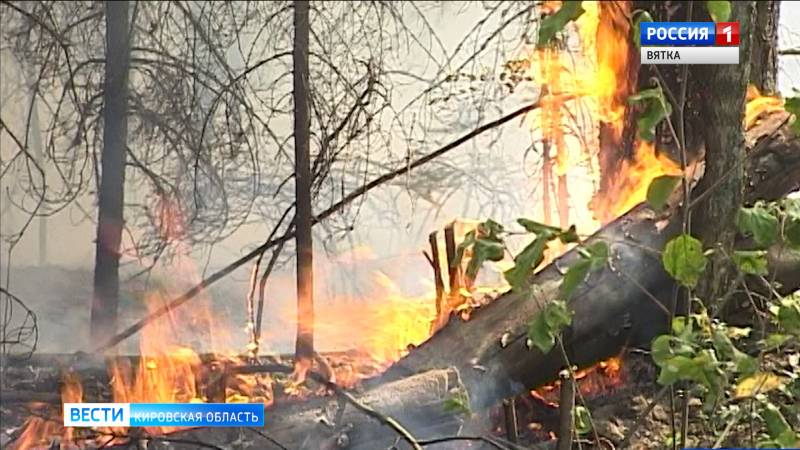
[90,1,130,344]
[750,1,781,95]
[694,1,755,304]
[293,0,314,368]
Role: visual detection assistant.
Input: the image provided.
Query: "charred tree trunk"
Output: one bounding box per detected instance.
[293,0,314,368]
[750,0,781,95]
[694,1,755,303]
[90,1,130,344]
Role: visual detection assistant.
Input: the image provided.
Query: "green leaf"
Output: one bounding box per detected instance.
[629,87,673,141]
[560,241,608,299]
[443,396,471,415]
[732,250,769,276]
[517,218,562,236]
[527,301,572,353]
[574,406,592,435]
[646,175,681,212]
[504,236,552,290]
[631,10,653,48]
[561,259,591,299]
[558,225,580,244]
[537,1,585,48]
[736,204,779,248]
[585,241,609,270]
[706,0,731,22]
[657,355,698,386]
[775,296,800,335]
[466,238,505,279]
[785,96,800,134]
[528,313,555,353]
[783,198,800,248]
[762,333,792,349]
[651,335,675,366]
[628,87,665,102]
[761,402,799,448]
[544,300,573,330]
[517,219,577,243]
[662,234,707,288]
[479,219,505,240]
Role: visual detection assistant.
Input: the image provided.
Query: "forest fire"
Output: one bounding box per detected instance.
[528,1,686,226]
[11,195,439,449]
[13,2,662,448]
[6,2,792,450]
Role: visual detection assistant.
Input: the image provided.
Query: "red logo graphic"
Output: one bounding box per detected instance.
[715,22,739,46]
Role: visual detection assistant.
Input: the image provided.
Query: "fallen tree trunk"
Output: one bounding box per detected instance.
[370,112,800,410]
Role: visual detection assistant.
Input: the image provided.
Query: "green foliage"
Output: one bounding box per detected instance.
[631,10,653,48]
[650,198,800,446]
[504,220,578,291]
[537,1,585,48]
[651,309,761,409]
[629,86,672,141]
[770,294,800,336]
[646,175,682,212]
[783,198,800,249]
[504,236,549,290]
[527,300,573,353]
[574,405,592,435]
[443,394,471,416]
[455,219,506,280]
[761,402,800,448]
[706,0,731,22]
[453,218,609,355]
[737,203,779,248]
[732,250,769,276]
[662,234,707,288]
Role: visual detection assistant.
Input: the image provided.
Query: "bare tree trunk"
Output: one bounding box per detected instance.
[694,1,755,303]
[90,1,130,344]
[293,0,314,368]
[750,0,781,95]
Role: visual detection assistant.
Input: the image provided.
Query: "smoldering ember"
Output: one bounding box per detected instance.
[1,2,799,450]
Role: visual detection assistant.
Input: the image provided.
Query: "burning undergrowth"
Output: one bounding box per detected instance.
[2,1,789,449]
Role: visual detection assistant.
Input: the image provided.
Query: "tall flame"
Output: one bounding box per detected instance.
[528,1,684,228]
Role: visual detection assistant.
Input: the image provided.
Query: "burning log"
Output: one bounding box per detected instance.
[7,113,798,450]
[32,110,792,450]
[369,110,800,413]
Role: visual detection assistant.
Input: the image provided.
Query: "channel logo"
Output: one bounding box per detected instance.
[639,22,740,65]
[64,403,265,428]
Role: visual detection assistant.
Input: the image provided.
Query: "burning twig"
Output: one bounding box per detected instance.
[556,370,575,450]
